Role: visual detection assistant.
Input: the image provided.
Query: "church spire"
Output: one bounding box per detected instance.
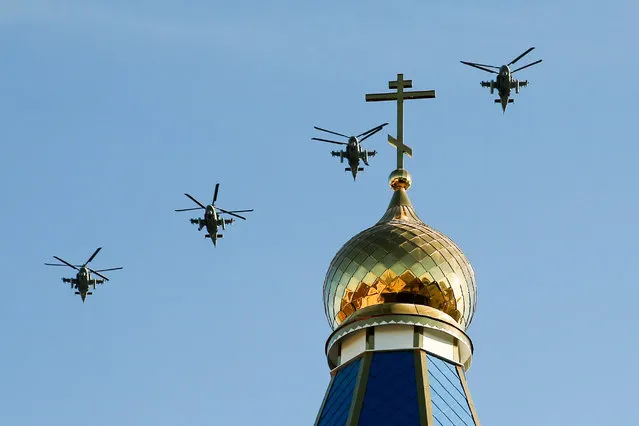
[315,74,480,426]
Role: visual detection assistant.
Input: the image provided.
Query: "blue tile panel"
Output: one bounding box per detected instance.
[317,358,361,426]
[358,351,420,426]
[427,354,476,426]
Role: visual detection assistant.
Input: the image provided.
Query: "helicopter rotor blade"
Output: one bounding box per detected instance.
[51,256,80,271]
[184,193,207,209]
[174,207,203,212]
[511,59,542,73]
[88,268,109,281]
[45,263,81,267]
[358,123,389,143]
[355,123,388,138]
[83,247,102,266]
[311,137,347,145]
[213,183,220,205]
[226,209,254,213]
[217,207,247,220]
[313,126,348,138]
[94,267,123,272]
[508,47,535,66]
[460,61,498,74]
[463,62,499,69]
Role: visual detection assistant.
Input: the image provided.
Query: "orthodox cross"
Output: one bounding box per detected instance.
[365,73,436,169]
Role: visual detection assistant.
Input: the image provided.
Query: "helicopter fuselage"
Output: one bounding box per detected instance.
[200,205,232,246]
[495,68,513,110]
[64,267,100,302]
[314,122,386,180]
[345,138,362,171]
[463,48,541,113]
[46,247,119,302]
[496,67,511,95]
[480,65,530,112]
[335,137,376,180]
[75,268,90,292]
[179,187,249,248]
[204,206,220,236]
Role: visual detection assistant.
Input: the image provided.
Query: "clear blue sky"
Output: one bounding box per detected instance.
[1,1,637,425]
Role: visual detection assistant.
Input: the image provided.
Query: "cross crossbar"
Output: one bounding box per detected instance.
[365,73,436,169]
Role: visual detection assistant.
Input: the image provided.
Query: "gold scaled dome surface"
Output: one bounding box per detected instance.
[323,176,477,331]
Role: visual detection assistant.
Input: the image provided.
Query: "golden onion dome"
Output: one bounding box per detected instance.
[323,170,477,331]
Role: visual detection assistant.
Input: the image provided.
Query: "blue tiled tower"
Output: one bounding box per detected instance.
[315,75,481,426]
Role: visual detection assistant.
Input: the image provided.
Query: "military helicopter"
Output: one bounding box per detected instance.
[44,247,122,302]
[461,47,542,112]
[312,122,388,180]
[175,183,253,246]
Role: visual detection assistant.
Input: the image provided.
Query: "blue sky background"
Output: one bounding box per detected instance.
[1,1,637,425]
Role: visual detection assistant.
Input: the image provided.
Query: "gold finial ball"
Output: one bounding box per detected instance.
[389,169,412,190]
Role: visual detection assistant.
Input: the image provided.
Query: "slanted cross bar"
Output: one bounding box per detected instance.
[365,73,436,169]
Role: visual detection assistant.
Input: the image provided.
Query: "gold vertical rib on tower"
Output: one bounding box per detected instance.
[415,350,434,426]
[457,365,482,426]
[346,352,373,426]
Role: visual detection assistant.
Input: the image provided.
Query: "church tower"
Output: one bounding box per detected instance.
[315,75,481,426]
